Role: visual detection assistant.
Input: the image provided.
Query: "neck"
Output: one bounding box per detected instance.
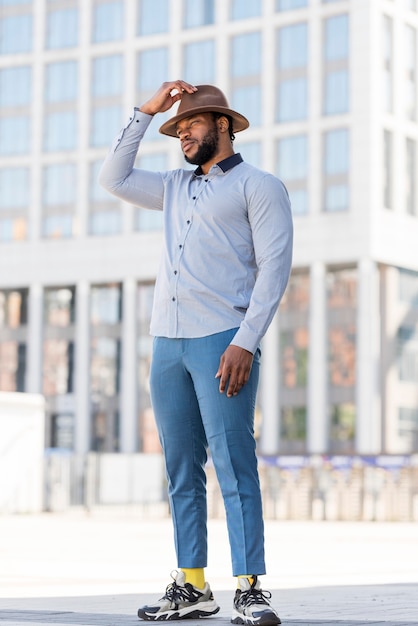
[200,146,234,175]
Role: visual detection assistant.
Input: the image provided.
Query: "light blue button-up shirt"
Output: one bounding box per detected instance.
[99,109,293,354]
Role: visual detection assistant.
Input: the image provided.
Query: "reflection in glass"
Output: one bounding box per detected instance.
[184,0,214,28]
[0,289,28,328]
[90,337,120,397]
[44,287,75,326]
[0,66,31,106]
[43,339,74,395]
[0,341,26,392]
[137,0,169,35]
[0,14,32,54]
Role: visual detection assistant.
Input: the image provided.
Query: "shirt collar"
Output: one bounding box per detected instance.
[193,153,243,177]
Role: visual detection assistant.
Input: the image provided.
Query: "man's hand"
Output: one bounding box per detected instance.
[140,81,197,116]
[215,345,254,398]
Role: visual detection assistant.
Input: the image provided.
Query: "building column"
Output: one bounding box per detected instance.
[307,261,328,453]
[259,312,280,455]
[74,281,90,454]
[120,278,137,453]
[26,283,43,394]
[355,258,381,454]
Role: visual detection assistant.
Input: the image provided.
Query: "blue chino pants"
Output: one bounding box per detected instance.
[149,328,266,577]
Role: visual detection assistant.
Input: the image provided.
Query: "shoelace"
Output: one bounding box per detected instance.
[162,574,200,604]
[238,587,272,607]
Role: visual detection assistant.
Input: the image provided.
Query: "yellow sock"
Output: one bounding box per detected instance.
[237,575,255,588]
[181,568,205,589]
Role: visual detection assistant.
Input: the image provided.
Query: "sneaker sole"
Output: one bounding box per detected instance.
[231,611,281,626]
[138,605,220,621]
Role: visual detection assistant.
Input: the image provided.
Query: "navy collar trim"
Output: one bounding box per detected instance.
[194,153,243,176]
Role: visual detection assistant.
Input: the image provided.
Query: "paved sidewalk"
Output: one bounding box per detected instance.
[0,511,417,626]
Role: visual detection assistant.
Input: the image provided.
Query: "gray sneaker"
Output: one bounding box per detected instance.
[137,570,220,621]
[231,576,281,625]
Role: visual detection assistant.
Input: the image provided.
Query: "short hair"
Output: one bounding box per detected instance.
[212,112,235,142]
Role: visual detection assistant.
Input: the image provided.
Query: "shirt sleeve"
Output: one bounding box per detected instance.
[98,109,165,211]
[230,173,293,354]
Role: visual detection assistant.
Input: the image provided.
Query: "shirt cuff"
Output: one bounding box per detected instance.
[229,326,261,355]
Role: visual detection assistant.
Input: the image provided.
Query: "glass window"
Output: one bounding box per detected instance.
[44,287,75,326]
[281,329,308,388]
[45,61,78,103]
[276,0,307,9]
[277,23,307,69]
[398,407,418,448]
[46,9,78,49]
[0,167,29,209]
[231,85,262,127]
[90,337,120,396]
[383,129,392,210]
[42,214,73,239]
[324,14,349,61]
[398,327,418,382]
[383,15,393,113]
[43,164,76,206]
[232,32,261,77]
[0,66,31,107]
[91,284,122,325]
[183,40,215,84]
[184,0,214,28]
[281,407,307,447]
[0,289,28,328]
[330,403,355,451]
[399,268,418,306]
[137,48,168,93]
[137,0,169,35]
[44,111,77,152]
[405,25,417,120]
[277,135,308,215]
[277,78,307,122]
[324,129,349,212]
[92,1,124,43]
[324,70,349,114]
[239,141,261,167]
[0,341,26,392]
[230,0,261,20]
[277,135,307,181]
[324,129,348,175]
[0,116,30,155]
[90,106,121,148]
[0,217,26,241]
[89,210,122,236]
[406,138,416,215]
[92,55,123,97]
[0,14,32,54]
[43,340,74,395]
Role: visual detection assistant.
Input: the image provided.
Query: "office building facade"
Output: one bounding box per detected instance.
[1,0,418,456]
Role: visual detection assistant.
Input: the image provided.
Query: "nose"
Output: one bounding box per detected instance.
[178,126,190,140]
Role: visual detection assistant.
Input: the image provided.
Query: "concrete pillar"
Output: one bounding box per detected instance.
[355,258,381,454]
[26,283,43,394]
[120,278,137,452]
[307,261,328,453]
[259,312,280,455]
[74,281,90,454]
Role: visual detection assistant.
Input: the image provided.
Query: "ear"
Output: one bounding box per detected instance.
[217,115,229,133]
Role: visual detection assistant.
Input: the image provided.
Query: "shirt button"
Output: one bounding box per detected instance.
[205,179,208,182]
[172,297,176,301]
[179,244,182,249]
[192,196,196,200]
[187,220,190,224]
[174,270,178,275]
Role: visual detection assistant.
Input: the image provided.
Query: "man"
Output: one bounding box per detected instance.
[99,80,293,625]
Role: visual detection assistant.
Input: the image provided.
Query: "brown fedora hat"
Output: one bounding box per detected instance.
[159,85,249,137]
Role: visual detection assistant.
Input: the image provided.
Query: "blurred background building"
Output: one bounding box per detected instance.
[1,0,418,462]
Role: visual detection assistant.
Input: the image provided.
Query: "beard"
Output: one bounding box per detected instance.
[184,124,219,166]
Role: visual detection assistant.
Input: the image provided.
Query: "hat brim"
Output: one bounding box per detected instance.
[159,105,249,137]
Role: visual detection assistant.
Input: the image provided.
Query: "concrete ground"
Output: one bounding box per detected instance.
[0,509,417,626]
